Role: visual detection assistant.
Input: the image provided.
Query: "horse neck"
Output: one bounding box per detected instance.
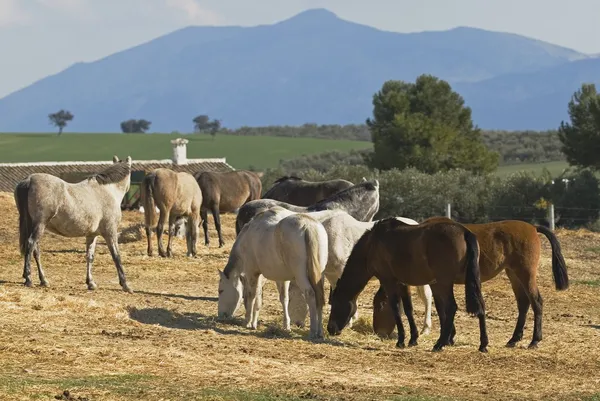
[223,248,241,279]
[100,177,131,204]
[336,235,374,301]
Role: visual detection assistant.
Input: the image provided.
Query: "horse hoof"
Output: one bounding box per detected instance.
[432,346,444,352]
[421,328,431,336]
[408,340,418,347]
[449,338,455,346]
[122,285,133,294]
[24,280,33,288]
[396,341,405,349]
[40,281,50,288]
[527,342,539,350]
[506,341,517,348]
[87,282,98,290]
[479,345,489,353]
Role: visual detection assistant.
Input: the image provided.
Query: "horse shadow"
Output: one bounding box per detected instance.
[127,306,353,347]
[584,324,600,330]
[46,249,86,254]
[133,290,217,302]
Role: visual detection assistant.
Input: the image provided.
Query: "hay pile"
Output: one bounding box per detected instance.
[0,191,599,400]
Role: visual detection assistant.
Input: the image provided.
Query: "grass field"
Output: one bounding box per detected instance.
[0,133,372,170]
[0,192,599,400]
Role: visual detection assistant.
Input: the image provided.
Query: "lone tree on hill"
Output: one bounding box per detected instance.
[558,83,600,170]
[193,114,221,139]
[366,75,498,174]
[48,109,74,136]
[120,119,151,133]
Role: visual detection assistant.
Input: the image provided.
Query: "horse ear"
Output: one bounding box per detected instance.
[112,155,120,163]
[362,177,367,182]
[126,156,132,166]
[217,268,225,278]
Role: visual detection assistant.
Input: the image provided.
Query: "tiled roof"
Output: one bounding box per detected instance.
[0,158,235,192]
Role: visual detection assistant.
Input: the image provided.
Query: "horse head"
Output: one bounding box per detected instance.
[217,268,243,318]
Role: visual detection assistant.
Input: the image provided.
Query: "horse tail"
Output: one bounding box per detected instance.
[141,172,158,228]
[463,229,486,317]
[535,225,569,291]
[14,178,32,256]
[304,222,326,310]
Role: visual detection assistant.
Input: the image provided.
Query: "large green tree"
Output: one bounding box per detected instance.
[557,83,600,170]
[366,75,498,174]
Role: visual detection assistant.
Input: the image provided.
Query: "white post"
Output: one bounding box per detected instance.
[171,138,189,165]
[548,204,555,231]
[446,203,451,219]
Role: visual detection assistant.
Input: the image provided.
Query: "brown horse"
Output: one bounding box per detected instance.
[141,168,202,257]
[195,171,262,247]
[262,176,354,206]
[327,217,488,352]
[372,218,569,350]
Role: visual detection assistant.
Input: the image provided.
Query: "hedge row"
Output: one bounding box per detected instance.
[260,165,600,228]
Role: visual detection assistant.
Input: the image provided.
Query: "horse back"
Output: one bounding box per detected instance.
[196,171,253,212]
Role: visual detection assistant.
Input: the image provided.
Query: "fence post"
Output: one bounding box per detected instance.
[548,203,555,231]
[446,203,452,219]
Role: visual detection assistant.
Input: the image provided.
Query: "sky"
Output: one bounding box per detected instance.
[1,0,600,98]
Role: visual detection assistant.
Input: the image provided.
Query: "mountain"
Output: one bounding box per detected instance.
[0,8,595,132]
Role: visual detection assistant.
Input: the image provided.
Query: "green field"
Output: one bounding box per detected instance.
[0,133,571,176]
[0,133,372,170]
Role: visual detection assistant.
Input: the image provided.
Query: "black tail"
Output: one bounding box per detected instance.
[14,179,32,256]
[535,225,569,291]
[141,172,158,228]
[463,229,485,316]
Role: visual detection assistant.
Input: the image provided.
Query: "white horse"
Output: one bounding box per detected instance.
[217,206,329,339]
[288,213,433,335]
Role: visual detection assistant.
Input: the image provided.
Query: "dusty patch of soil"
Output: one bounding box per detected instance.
[0,192,599,400]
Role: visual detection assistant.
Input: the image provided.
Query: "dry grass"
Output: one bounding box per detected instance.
[0,191,599,401]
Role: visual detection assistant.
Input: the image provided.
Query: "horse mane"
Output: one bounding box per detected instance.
[310,180,377,209]
[372,217,405,232]
[273,175,302,184]
[89,162,131,185]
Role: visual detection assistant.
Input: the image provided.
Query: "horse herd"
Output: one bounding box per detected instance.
[13,156,570,353]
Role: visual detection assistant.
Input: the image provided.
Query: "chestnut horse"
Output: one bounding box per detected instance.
[327,217,488,352]
[372,218,569,350]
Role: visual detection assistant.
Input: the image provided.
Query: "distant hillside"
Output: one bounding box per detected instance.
[0,8,594,132]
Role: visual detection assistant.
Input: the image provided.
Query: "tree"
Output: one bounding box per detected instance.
[120,119,151,133]
[193,114,221,138]
[557,83,600,170]
[366,75,498,174]
[193,115,211,132]
[48,109,74,136]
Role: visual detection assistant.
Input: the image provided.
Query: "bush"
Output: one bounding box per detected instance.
[261,165,600,228]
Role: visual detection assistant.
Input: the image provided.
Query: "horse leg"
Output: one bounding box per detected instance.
[23,222,45,287]
[166,214,177,257]
[296,276,323,340]
[103,233,132,293]
[382,283,406,348]
[85,235,98,290]
[251,277,265,329]
[33,242,49,287]
[212,206,225,248]
[506,270,531,347]
[145,224,153,256]
[188,214,200,257]
[156,209,169,257]
[277,281,291,331]
[431,285,452,352]
[243,274,260,329]
[416,285,433,335]
[201,208,210,246]
[400,285,419,347]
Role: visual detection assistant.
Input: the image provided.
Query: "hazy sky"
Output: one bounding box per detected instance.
[1,0,600,98]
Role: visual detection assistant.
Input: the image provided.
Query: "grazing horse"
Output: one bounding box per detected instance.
[372,218,569,349]
[217,206,328,339]
[195,171,262,247]
[262,176,354,206]
[14,156,133,292]
[327,217,488,352]
[286,213,433,335]
[235,179,380,235]
[141,168,202,258]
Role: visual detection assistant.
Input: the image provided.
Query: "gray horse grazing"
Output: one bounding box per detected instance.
[235,179,380,235]
[14,156,133,292]
[262,176,354,206]
[194,171,262,248]
[141,168,203,258]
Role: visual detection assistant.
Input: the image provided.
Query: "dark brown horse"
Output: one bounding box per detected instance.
[195,171,262,247]
[327,217,488,352]
[372,218,569,350]
[262,176,354,206]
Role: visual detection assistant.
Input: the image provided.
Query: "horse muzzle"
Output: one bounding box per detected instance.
[327,321,341,336]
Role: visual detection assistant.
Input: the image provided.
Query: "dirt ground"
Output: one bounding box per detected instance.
[0,191,599,401]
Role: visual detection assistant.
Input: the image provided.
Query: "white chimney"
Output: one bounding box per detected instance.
[171,138,189,165]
